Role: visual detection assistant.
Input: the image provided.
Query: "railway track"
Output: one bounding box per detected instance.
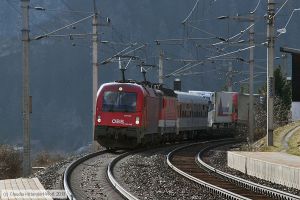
[107,142,227,199]
[64,139,299,199]
[107,151,140,200]
[167,139,299,200]
[64,150,127,200]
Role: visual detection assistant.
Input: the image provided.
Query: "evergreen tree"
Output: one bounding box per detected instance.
[274,66,292,109]
[257,66,292,126]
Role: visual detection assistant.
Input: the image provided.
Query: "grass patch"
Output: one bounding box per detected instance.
[287,128,300,156]
[254,121,300,153]
[0,145,65,178]
[0,145,22,179]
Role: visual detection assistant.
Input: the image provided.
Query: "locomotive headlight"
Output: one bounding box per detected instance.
[97,115,101,123]
[135,116,140,125]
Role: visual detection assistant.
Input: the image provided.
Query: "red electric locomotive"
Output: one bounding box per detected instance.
[94,81,178,149]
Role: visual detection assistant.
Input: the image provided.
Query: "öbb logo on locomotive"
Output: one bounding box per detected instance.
[112,119,125,124]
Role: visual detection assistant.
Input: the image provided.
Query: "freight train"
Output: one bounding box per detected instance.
[94,80,243,149]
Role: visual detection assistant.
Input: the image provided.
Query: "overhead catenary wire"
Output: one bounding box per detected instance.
[170,55,246,77]
[154,37,216,46]
[202,16,266,65]
[183,22,256,60]
[172,69,219,77]
[182,0,200,24]
[165,56,247,63]
[26,0,294,86]
[171,61,205,76]
[207,45,255,60]
[100,44,148,65]
[33,14,95,40]
[30,6,94,14]
[185,18,215,23]
[274,0,289,18]
[208,1,263,55]
[41,33,93,38]
[101,45,135,64]
[178,0,265,78]
[182,1,262,46]
[165,37,264,78]
[211,24,254,46]
[26,0,116,57]
[186,23,226,40]
[123,44,147,56]
[166,62,193,77]
[277,7,300,36]
[237,73,264,83]
[147,1,271,81]
[250,0,261,14]
[36,33,131,42]
[166,43,260,78]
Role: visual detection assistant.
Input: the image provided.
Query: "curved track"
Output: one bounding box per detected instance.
[64,150,126,200]
[167,140,299,200]
[107,151,140,200]
[198,142,300,200]
[64,140,299,199]
[106,142,226,199]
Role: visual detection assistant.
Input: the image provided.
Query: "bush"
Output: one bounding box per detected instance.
[254,95,292,141]
[33,151,64,167]
[0,145,22,179]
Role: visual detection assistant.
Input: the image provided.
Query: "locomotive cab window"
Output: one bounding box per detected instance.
[102,91,137,112]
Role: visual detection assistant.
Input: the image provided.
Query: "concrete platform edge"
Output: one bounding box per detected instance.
[228,151,300,190]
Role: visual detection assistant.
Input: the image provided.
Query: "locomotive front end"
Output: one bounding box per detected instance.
[94,83,144,149]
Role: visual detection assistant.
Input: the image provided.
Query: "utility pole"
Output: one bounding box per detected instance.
[249,13,255,144]
[159,50,164,84]
[227,62,233,92]
[218,14,256,143]
[92,0,99,151]
[21,0,31,176]
[267,0,275,146]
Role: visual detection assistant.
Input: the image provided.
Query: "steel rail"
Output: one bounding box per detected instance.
[166,139,252,200]
[107,151,139,200]
[63,150,108,200]
[197,143,300,200]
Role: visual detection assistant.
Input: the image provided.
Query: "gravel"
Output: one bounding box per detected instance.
[68,152,123,200]
[31,153,88,190]
[32,142,300,199]
[30,148,123,200]
[31,145,107,191]
[115,148,225,200]
[203,144,300,196]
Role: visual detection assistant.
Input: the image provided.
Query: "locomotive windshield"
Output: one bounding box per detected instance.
[102,91,137,112]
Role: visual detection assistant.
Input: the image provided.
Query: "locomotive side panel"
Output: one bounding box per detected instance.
[144,96,160,134]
